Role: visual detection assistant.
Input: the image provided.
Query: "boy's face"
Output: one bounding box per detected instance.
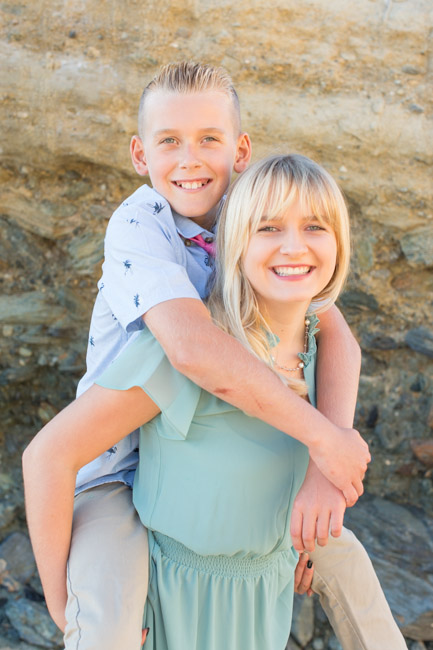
[131,90,251,231]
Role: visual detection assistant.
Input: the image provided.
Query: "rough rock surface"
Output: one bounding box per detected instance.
[1,0,432,647]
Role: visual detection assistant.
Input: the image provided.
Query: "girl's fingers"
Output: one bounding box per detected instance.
[329,502,345,539]
[295,556,315,595]
[290,508,304,553]
[301,515,317,553]
[316,510,331,547]
[294,552,309,591]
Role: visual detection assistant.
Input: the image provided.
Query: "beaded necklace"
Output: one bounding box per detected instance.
[271,318,310,372]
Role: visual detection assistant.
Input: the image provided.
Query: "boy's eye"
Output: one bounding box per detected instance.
[203,136,218,142]
[161,137,177,144]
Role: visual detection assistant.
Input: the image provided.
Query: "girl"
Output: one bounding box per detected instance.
[25,154,350,649]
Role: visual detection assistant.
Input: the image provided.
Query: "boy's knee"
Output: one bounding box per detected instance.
[64,593,144,650]
[65,624,142,650]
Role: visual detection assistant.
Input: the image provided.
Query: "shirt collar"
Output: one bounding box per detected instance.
[172,211,216,240]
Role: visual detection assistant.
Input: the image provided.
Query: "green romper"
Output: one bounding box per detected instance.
[97,315,319,650]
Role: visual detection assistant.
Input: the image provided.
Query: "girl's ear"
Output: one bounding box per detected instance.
[233,133,252,174]
[130,136,149,177]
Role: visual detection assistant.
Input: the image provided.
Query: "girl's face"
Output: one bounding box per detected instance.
[242,198,338,312]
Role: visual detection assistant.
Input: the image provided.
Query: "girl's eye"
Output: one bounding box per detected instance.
[258,225,278,233]
[306,224,325,231]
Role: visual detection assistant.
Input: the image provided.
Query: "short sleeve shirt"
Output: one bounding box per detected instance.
[75,184,216,492]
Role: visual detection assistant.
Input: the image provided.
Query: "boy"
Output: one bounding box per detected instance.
[23,62,405,650]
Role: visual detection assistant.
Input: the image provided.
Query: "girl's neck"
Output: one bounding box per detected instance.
[260,300,310,359]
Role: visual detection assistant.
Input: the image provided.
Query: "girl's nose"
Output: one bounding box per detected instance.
[279,229,308,256]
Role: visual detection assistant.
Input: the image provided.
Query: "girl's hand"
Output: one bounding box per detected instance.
[290,460,346,553]
[294,553,314,597]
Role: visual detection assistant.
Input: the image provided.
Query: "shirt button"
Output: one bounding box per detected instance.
[184,239,192,246]
[204,237,214,243]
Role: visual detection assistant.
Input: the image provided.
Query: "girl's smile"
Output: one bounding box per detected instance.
[242,198,337,313]
[271,264,314,278]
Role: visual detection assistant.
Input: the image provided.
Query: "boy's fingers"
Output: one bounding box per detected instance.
[354,476,364,498]
[343,484,358,507]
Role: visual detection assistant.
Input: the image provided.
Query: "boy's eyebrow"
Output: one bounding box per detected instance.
[152,127,227,137]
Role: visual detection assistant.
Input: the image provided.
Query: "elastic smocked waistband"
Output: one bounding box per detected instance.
[152,531,291,579]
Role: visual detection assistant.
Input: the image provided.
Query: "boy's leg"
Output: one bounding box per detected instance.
[64,483,148,650]
[310,527,407,650]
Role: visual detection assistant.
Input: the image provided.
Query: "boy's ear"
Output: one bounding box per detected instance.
[130,135,149,177]
[233,132,252,174]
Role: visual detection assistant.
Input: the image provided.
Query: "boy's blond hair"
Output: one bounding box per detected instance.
[207,154,351,396]
[138,61,241,139]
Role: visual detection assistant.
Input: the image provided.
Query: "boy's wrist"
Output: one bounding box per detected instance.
[303,413,338,452]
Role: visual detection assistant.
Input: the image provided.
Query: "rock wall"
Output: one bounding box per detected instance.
[0,0,432,647]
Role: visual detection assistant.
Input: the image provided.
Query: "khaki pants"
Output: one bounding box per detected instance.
[64,483,406,650]
[310,527,407,650]
[64,483,148,650]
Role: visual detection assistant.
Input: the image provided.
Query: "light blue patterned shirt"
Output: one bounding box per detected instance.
[75,184,215,493]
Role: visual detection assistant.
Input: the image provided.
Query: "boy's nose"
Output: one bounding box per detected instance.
[179,145,202,169]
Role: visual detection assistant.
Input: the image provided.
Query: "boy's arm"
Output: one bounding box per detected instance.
[144,299,369,504]
[291,305,361,553]
[22,385,160,630]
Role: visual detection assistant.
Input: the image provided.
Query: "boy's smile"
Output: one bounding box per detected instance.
[131,90,251,231]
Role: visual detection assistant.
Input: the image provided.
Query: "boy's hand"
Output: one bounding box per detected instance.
[308,426,370,506]
[294,553,314,597]
[291,460,346,553]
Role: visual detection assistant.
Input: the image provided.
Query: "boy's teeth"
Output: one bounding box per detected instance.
[273,266,310,276]
[176,181,207,189]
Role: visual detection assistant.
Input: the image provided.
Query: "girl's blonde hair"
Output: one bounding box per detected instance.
[207,154,351,395]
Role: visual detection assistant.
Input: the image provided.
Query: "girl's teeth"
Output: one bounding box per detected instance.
[273,266,310,276]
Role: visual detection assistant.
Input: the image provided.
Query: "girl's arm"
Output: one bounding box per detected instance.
[291,305,361,553]
[22,384,160,631]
